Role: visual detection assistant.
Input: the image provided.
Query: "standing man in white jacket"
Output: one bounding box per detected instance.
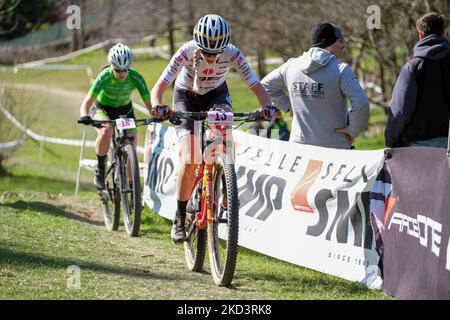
[261,22,369,149]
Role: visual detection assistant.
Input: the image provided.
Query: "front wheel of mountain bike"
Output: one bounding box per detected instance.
[119,144,142,237]
[208,155,239,286]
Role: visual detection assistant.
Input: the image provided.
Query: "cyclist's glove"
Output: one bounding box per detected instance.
[79,115,93,125]
[152,105,172,120]
[261,105,279,120]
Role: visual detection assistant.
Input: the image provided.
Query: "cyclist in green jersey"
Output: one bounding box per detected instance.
[79,43,152,189]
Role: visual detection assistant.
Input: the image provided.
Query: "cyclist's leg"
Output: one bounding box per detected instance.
[91,103,113,189]
[171,132,202,243]
[171,88,203,243]
[178,133,202,201]
[92,104,113,155]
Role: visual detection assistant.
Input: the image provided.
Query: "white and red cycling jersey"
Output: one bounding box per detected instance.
[158,40,259,95]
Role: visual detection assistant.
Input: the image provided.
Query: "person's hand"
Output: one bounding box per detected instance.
[151,105,172,119]
[261,105,279,120]
[79,115,93,125]
[335,127,355,145]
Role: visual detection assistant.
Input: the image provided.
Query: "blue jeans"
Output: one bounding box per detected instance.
[409,137,448,148]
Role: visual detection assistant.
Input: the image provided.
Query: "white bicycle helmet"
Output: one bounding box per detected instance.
[108,43,133,68]
[193,14,231,53]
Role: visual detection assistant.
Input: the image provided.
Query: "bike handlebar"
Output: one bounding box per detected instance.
[77,111,265,129]
[170,111,265,122]
[77,118,160,127]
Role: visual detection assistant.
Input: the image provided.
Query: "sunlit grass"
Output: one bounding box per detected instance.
[0,47,391,300]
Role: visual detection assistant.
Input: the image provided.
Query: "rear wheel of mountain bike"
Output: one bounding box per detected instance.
[100,149,120,231]
[184,214,206,272]
[208,155,239,286]
[120,144,142,237]
[184,196,207,272]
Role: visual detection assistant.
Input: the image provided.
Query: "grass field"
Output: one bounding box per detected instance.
[0,171,390,300]
[0,49,390,300]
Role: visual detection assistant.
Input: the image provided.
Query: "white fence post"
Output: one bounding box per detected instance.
[75,129,88,195]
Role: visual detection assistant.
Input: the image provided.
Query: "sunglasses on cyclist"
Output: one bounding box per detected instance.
[200,49,224,57]
[113,68,129,73]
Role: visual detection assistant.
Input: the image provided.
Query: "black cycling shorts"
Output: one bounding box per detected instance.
[172,82,232,139]
[91,101,135,121]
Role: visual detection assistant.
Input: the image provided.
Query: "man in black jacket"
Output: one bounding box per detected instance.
[385,12,450,148]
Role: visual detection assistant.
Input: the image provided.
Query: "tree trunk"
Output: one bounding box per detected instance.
[104,0,117,52]
[257,49,267,79]
[379,62,389,114]
[187,0,196,37]
[70,29,79,52]
[167,0,175,57]
[351,39,365,77]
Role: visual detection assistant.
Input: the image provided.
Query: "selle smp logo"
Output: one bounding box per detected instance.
[291,160,324,213]
[306,190,373,249]
[291,159,373,249]
[236,166,286,221]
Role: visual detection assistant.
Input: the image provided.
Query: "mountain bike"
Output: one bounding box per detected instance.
[168,107,264,286]
[78,117,156,236]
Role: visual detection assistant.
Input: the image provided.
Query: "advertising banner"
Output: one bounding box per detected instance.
[370,147,450,299]
[144,124,385,287]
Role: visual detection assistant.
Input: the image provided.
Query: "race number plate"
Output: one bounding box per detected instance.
[207,111,234,124]
[115,118,136,130]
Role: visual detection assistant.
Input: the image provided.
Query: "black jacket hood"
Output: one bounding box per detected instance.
[413,34,450,61]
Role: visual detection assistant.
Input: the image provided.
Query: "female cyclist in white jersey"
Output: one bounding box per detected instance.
[151,14,277,243]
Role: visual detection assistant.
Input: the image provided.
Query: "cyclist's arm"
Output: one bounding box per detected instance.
[143,99,152,113]
[80,69,108,116]
[231,47,260,88]
[249,82,272,107]
[150,79,171,107]
[80,95,96,117]
[151,43,190,107]
[229,47,271,107]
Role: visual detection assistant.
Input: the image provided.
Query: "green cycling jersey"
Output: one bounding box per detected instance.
[88,67,150,107]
